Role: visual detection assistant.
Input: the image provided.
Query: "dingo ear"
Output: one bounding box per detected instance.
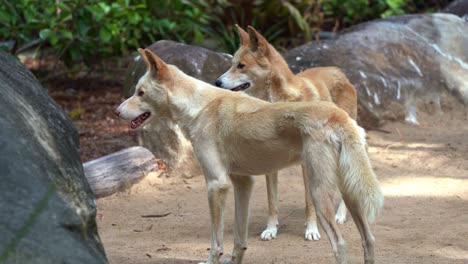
[138,48,152,69]
[247,26,269,56]
[138,48,169,81]
[235,24,249,46]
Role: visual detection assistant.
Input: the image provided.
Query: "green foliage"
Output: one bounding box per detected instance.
[190,0,321,53]
[0,0,451,69]
[187,0,451,53]
[321,0,452,29]
[0,0,210,67]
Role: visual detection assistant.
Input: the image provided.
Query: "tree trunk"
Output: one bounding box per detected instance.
[83,146,157,198]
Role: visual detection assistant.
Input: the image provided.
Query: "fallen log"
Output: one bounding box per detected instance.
[83,146,157,198]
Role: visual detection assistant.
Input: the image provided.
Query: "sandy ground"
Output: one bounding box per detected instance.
[96,107,468,264]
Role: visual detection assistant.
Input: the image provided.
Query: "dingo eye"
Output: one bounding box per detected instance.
[237,63,245,69]
[138,90,144,96]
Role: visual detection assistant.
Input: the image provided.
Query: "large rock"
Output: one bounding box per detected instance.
[124,40,232,95]
[124,41,231,176]
[284,13,468,127]
[0,52,107,263]
[443,0,468,17]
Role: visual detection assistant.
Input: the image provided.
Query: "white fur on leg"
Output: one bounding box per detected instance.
[335,200,347,224]
[304,220,321,241]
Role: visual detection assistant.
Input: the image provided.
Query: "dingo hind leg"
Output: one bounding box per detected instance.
[301,165,321,241]
[344,198,376,264]
[302,140,347,264]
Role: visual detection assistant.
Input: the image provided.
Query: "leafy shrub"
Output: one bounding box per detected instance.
[321,0,452,30]
[0,0,452,70]
[188,0,452,53]
[191,0,320,53]
[0,0,210,67]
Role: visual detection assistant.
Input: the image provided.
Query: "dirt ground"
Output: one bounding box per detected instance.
[88,104,467,263]
[48,83,468,264]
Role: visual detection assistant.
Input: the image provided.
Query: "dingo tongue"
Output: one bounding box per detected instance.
[231,83,250,92]
[130,112,151,129]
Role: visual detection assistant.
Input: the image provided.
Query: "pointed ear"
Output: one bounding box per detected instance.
[142,49,169,80]
[247,26,269,56]
[138,48,150,67]
[235,24,249,46]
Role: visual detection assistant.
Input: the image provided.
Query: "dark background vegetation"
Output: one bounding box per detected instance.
[1,0,452,76]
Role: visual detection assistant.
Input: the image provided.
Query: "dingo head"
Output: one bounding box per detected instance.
[215,25,273,100]
[115,49,172,129]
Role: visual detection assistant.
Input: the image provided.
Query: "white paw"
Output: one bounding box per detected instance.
[198,260,217,264]
[260,226,278,241]
[335,212,347,224]
[305,223,321,241]
[220,258,234,264]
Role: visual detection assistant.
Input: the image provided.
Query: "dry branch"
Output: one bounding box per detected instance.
[83,146,157,198]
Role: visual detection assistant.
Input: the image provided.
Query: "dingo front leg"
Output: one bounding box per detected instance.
[261,172,279,241]
[198,177,230,264]
[196,148,230,264]
[303,142,347,263]
[222,174,254,264]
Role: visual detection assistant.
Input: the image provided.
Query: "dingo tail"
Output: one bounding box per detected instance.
[339,124,384,223]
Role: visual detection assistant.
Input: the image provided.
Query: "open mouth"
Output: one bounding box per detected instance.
[130,112,151,129]
[230,83,250,92]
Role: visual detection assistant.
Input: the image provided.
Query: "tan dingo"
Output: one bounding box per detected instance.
[215,25,358,241]
[116,49,383,264]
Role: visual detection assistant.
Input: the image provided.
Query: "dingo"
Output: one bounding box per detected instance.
[116,49,383,264]
[215,25,358,241]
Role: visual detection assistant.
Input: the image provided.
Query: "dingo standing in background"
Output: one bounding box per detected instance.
[215,25,358,241]
[116,49,383,264]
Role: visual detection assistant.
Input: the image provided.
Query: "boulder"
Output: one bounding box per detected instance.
[124,41,231,176]
[284,13,468,127]
[0,52,107,263]
[442,0,468,17]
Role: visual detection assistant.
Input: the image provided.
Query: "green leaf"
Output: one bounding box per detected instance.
[85,5,104,21]
[282,2,310,40]
[77,20,89,37]
[39,29,52,40]
[98,2,111,14]
[99,27,111,42]
[50,34,59,45]
[0,9,12,24]
[60,30,73,40]
[128,13,142,25]
[69,45,81,61]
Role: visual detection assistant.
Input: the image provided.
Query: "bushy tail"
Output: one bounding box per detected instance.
[339,125,384,223]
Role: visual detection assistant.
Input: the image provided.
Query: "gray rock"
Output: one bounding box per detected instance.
[284,13,468,127]
[442,0,468,17]
[124,41,231,175]
[124,40,232,96]
[0,52,107,263]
